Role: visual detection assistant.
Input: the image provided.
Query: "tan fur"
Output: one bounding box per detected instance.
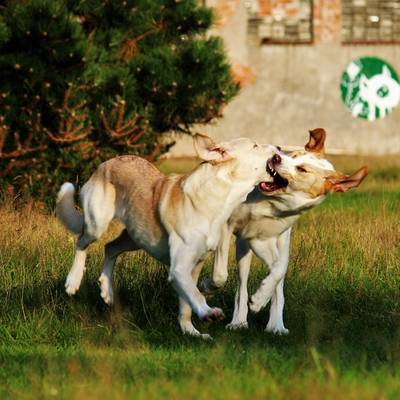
[57,134,278,338]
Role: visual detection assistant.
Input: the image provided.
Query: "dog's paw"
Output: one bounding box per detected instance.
[265,325,289,335]
[65,284,78,296]
[98,274,114,305]
[248,297,265,313]
[225,321,248,330]
[180,321,213,340]
[203,307,225,322]
[186,332,213,340]
[65,271,84,296]
[199,333,213,340]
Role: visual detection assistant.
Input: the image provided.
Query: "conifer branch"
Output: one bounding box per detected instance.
[100,98,150,148]
[44,85,92,144]
[0,113,47,159]
[120,21,164,62]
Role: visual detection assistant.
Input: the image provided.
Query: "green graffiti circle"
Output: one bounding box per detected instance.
[340,57,400,121]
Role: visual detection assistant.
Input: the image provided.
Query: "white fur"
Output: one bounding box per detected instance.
[200,150,334,333]
[56,183,83,235]
[56,136,278,338]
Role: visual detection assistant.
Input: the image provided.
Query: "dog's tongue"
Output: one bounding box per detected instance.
[259,182,278,192]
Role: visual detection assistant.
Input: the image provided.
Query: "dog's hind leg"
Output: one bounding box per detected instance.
[178,261,212,339]
[65,180,116,295]
[65,232,96,295]
[226,239,252,330]
[99,229,138,305]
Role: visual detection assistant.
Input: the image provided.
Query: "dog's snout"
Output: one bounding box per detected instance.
[272,153,282,165]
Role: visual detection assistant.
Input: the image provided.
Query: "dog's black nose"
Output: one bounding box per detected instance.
[272,153,281,165]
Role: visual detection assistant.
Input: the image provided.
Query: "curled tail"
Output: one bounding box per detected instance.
[56,182,84,235]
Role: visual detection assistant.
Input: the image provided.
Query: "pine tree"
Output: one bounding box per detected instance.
[0,0,239,199]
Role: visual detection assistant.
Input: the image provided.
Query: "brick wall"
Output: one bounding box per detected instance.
[342,0,400,43]
[256,0,341,43]
[256,0,313,42]
[313,0,341,43]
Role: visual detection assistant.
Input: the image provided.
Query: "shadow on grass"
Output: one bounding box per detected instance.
[1,269,400,371]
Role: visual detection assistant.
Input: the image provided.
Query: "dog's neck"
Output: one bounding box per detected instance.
[183,161,254,205]
[246,188,325,218]
[229,189,326,241]
[270,194,325,217]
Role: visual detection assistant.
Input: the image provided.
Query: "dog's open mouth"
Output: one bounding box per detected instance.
[259,159,289,193]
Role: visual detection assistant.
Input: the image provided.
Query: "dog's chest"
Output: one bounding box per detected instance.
[233,206,299,240]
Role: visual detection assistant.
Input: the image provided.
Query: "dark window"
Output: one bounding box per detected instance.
[342,0,400,43]
[248,0,313,44]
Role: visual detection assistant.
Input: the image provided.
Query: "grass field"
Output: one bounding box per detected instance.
[1,154,400,399]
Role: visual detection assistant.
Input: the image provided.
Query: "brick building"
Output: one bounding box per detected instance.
[251,0,400,44]
[172,0,400,156]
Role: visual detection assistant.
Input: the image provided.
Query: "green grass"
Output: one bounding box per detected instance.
[1,155,400,399]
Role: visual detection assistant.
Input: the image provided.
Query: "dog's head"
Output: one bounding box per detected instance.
[193,133,278,184]
[258,128,368,207]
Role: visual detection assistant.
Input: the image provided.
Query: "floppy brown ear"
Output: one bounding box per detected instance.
[305,128,326,154]
[193,133,232,163]
[326,166,369,193]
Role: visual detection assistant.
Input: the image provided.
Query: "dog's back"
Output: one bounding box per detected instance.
[90,155,173,261]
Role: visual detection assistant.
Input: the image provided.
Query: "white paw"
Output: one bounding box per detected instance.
[226,321,248,330]
[202,307,225,322]
[249,295,267,313]
[98,274,114,305]
[65,270,84,295]
[183,332,213,340]
[180,322,213,340]
[265,325,289,335]
[199,333,213,340]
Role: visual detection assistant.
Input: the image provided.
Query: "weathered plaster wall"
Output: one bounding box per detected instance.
[169,1,400,156]
[201,43,400,154]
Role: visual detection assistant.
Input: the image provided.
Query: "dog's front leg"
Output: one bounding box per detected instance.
[178,261,212,340]
[226,238,252,330]
[199,223,232,293]
[266,278,288,334]
[169,236,225,322]
[248,228,291,334]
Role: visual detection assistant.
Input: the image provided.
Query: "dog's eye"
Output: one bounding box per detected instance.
[296,166,307,173]
[253,144,259,149]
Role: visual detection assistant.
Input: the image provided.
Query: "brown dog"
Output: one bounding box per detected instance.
[56,134,280,338]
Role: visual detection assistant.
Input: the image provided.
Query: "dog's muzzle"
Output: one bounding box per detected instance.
[259,154,288,193]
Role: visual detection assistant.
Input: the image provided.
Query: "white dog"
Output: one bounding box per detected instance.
[56,134,279,338]
[200,129,368,333]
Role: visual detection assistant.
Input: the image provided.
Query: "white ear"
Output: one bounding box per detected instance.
[193,134,232,163]
[382,65,391,78]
